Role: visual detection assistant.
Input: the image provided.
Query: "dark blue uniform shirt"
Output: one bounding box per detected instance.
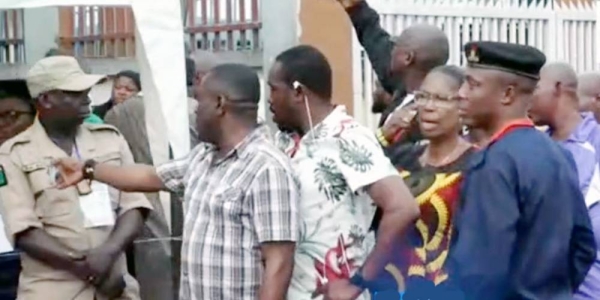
[448,123,596,300]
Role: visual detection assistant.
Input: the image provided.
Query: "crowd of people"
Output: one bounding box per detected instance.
[0,0,599,300]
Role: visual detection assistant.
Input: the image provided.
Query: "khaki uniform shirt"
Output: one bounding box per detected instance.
[0,119,152,300]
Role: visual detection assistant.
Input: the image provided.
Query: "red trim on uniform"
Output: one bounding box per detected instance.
[489,119,534,143]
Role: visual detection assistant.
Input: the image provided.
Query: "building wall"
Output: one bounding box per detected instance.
[299,0,354,114]
[23,7,60,64]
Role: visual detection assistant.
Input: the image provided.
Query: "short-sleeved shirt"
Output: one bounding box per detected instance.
[275,106,399,299]
[0,119,152,300]
[547,113,600,300]
[155,125,299,300]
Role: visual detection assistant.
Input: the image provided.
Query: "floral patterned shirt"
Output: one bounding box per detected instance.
[275,106,399,299]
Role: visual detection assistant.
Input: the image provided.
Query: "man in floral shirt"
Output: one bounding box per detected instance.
[268,45,419,299]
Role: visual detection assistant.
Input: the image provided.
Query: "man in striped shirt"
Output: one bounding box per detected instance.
[53,63,300,300]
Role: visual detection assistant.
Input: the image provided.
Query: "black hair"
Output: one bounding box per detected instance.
[275,45,332,99]
[430,65,465,87]
[0,80,35,112]
[115,70,141,91]
[207,63,261,106]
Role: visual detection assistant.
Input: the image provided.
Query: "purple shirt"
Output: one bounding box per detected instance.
[551,113,600,299]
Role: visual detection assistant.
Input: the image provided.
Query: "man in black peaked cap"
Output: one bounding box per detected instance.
[445,41,596,300]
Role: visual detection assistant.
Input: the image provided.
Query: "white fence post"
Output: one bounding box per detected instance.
[547,10,559,62]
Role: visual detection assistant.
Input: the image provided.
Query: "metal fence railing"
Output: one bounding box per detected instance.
[55,0,262,58]
[0,10,25,64]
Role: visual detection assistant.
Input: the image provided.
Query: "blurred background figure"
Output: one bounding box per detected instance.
[0,80,36,299]
[530,62,600,300]
[93,70,141,119]
[0,81,35,146]
[578,72,600,123]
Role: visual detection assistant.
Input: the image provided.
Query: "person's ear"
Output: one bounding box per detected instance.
[292,81,305,104]
[405,50,415,66]
[215,95,226,116]
[37,93,52,109]
[500,85,516,105]
[554,81,563,96]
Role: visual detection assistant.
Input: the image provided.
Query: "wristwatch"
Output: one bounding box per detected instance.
[349,270,371,291]
[82,159,97,181]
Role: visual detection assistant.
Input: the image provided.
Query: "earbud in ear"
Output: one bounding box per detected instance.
[292,81,301,90]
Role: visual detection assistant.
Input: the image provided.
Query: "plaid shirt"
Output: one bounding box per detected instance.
[156,126,299,300]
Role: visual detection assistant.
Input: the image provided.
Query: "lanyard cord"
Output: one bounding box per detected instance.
[50,137,81,160]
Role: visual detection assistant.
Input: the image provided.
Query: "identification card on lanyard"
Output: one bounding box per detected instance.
[79,181,115,228]
[69,141,115,228]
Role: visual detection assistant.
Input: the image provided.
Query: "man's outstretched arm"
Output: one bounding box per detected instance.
[55,144,197,194]
[54,158,165,193]
[339,0,399,95]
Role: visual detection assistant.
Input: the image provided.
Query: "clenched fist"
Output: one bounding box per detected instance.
[381,104,418,142]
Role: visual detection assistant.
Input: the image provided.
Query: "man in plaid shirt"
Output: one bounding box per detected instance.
[53,63,300,300]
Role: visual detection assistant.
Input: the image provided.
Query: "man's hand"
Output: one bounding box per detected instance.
[381,105,417,142]
[96,272,126,298]
[324,279,362,300]
[66,252,96,282]
[53,157,84,189]
[85,245,121,286]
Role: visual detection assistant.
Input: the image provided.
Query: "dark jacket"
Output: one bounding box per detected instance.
[347,1,423,170]
[92,99,115,120]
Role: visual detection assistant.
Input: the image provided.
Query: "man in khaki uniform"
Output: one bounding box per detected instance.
[0,56,152,300]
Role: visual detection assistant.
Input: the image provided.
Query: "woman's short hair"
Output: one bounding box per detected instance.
[430,65,465,87]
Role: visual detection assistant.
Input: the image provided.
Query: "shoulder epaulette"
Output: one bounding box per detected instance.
[0,128,33,155]
[83,123,121,135]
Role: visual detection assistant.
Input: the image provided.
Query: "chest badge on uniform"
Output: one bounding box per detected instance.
[0,165,7,187]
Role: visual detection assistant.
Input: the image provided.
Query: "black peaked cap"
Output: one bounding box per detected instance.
[464,41,546,79]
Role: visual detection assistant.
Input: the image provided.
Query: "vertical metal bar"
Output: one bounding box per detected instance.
[98,7,105,57]
[11,9,19,62]
[187,0,196,51]
[115,8,125,57]
[251,0,259,50]
[105,7,115,57]
[124,8,130,57]
[239,0,247,50]
[201,0,208,49]
[214,0,221,50]
[90,6,96,56]
[7,10,15,63]
[1,11,7,63]
[226,0,233,50]
[78,6,85,56]
[58,8,74,55]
